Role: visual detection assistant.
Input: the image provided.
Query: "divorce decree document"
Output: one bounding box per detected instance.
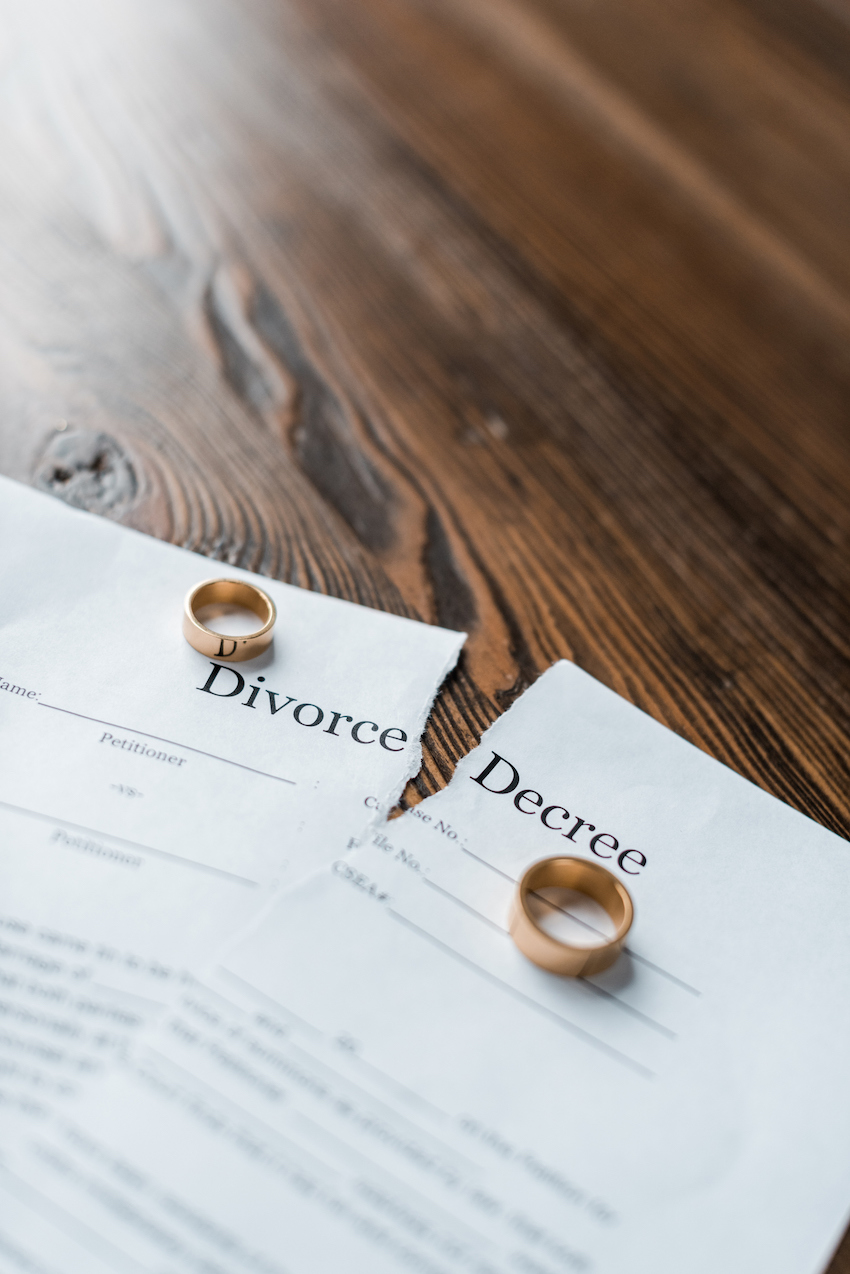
[6,661,850,1274]
[0,478,463,1138]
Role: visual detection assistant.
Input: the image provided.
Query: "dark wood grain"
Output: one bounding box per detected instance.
[2,0,850,1260]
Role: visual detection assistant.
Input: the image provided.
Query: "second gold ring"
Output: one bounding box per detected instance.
[510,855,633,977]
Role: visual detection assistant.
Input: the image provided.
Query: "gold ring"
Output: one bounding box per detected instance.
[183,578,276,662]
[510,856,633,977]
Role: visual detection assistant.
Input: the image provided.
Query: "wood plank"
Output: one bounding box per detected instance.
[1,3,849,1252]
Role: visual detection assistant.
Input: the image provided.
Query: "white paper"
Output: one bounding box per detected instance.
[6,659,850,1274]
[0,477,464,1137]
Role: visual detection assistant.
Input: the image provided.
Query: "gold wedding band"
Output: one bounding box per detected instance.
[510,856,633,977]
[183,578,276,662]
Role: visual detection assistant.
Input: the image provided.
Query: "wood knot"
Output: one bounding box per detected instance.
[34,430,138,515]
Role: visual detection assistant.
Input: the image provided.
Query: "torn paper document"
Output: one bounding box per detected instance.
[0,477,463,1136]
[8,660,850,1274]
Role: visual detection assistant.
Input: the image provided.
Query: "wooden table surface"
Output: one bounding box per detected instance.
[2,0,850,1261]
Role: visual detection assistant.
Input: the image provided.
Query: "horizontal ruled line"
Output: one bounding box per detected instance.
[459,845,700,996]
[423,877,676,1037]
[421,875,509,933]
[38,702,296,785]
[386,909,655,1080]
[0,798,259,886]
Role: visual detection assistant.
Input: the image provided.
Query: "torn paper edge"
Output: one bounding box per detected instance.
[376,660,561,833]
[350,628,467,847]
[208,630,468,966]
